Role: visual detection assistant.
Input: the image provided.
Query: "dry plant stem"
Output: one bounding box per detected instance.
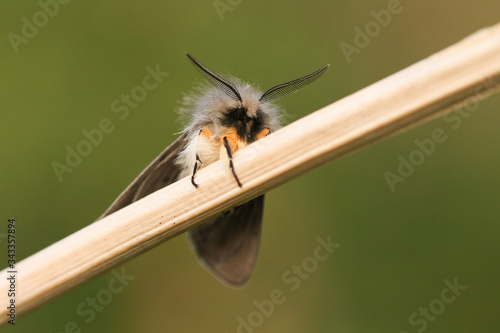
[2,23,500,325]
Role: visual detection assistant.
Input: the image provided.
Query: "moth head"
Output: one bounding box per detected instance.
[186,53,329,108]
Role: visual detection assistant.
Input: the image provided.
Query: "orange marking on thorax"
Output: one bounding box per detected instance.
[221,127,247,153]
[255,128,270,140]
[200,126,270,161]
[200,127,217,144]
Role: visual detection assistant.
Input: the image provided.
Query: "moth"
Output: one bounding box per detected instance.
[100,54,328,286]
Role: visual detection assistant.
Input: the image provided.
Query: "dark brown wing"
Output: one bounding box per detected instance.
[188,195,264,286]
[99,132,189,219]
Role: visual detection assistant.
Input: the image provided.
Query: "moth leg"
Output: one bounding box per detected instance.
[191,127,216,188]
[255,128,270,140]
[191,153,202,188]
[223,136,242,188]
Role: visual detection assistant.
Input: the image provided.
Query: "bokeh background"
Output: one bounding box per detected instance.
[1,0,500,332]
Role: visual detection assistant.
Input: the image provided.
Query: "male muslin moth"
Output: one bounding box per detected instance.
[100,54,328,286]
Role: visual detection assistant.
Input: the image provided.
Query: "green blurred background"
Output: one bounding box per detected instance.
[1,0,500,332]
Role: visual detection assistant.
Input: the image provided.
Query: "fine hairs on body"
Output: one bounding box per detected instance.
[100,54,329,286]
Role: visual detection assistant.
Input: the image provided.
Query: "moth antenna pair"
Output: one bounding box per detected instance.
[186,53,329,104]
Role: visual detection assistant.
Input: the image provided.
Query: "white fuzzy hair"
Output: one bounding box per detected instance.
[175,77,283,178]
